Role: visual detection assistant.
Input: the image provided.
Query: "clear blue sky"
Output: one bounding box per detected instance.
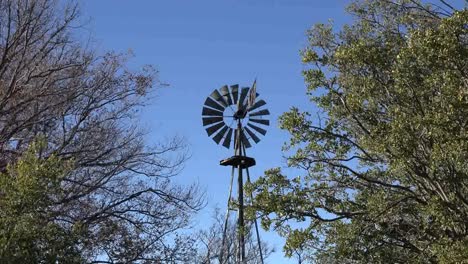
[80,0,350,262]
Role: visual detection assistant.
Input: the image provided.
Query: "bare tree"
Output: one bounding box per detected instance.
[0,0,204,262]
[194,208,273,264]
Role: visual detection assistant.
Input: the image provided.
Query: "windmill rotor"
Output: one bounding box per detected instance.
[202,84,269,149]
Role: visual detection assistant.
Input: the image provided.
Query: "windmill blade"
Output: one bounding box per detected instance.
[206,122,225,136]
[202,107,223,117]
[241,130,252,148]
[249,109,270,117]
[210,89,228,107]
[249,118,269,126]
[220,85,233,105]
[204,97,225,111]
[202,116,223,126]
[247,123,267,135]
[245,127,260,144]
[247,99,266,112]
[222,128,233,149]
[213,125,229,144]
[238,87,249,106]
[230,85,239,105]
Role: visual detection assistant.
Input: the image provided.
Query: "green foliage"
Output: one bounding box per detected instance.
[252,1,468,263]
[0,141,84,263]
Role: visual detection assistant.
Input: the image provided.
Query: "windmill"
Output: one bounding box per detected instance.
[202,81,269,263]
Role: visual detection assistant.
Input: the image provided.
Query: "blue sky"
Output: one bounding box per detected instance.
[80,0,350,262]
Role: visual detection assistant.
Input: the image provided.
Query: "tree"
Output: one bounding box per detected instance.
[251,1,467,263]
[0,141,83,263]
[0,0,204,262]
[194,208,273,264]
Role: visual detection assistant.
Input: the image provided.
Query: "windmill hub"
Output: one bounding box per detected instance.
[233,108,247,120]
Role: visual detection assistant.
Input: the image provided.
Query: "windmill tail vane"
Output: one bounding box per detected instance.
[247,79,257,110]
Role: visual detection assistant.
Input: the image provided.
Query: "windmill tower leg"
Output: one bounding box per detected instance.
[238,159,245,262]
[236,121,246,263]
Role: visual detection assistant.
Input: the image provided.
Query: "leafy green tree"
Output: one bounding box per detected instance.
[251,1,468,263]
[0,141,83,263]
